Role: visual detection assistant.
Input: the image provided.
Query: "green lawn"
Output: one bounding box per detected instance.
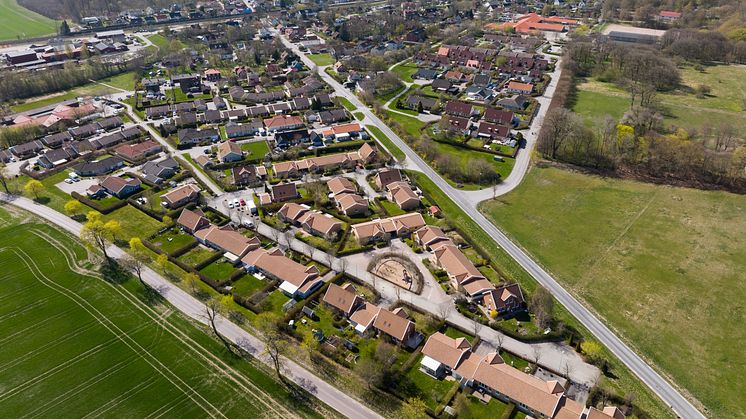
[231,274,265,298]
[336,97,357,112]
[150,228,196,254]
[480,166,746,418]
[146,33,184,50]
[308,53,335,67]
[390,62,421,82]
[442,327,474,345]
[178,245,216,267]
[458,395,510,418]
[0,0,58,41]
[102,205,163,241]
[409,170,672,418]
[354,112,364,120]
[263,290,292,314]
[240,140,271,159]
[572,65,746,133]
[429,141,516,190]
[404,355,458,410]
[365,125,405,161]
[384,111,424,137]
[199,258,239,282]
[378,199,406,216]
[0,217,324,418]
[10,72,137,112]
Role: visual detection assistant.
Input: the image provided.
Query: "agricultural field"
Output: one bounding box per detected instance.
[480,166,746,418]
[572,64,746,133]
[0,217,325,418]
[0,0,58,41]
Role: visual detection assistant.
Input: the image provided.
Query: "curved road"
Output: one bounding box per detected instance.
[279,31,704,419]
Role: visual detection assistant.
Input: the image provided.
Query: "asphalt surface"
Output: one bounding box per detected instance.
[280,32,705,419]
[1,193,382,419]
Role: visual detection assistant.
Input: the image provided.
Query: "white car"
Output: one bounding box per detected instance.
[64,178,73,184]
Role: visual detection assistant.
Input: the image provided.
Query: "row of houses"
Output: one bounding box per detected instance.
[323,283,422,347]
[279,202,343,241]
[272,143,377,178]
[419,332,625,419]
[29,126,143,169]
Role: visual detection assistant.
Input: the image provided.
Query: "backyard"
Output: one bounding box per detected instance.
[480,166,746,418]
[200,258,240,282]
[178,245,216,267]
[240,140,271,160]
[150,227,196,254]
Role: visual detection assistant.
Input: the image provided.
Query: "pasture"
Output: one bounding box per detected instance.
[0,219,324,418]
[0,0,57,41]
[480,166,746,418]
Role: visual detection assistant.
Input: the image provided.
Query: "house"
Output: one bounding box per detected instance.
[178,128,220,147]
[37,147,78,169]
[69,123,99,139]
[146,105,172,119]
[351,213,426,244]
[432,244,494,297]
[275,129,311,148]
[264,115,305,133]
[177,208,210,233]
[114,140,162,161]
[86,184,107,199]
[335,193,369,217]
[195,225,261,261]
[270,183,298,202]
[484,108,515,126]
[386,181,420,210]
[41,131,72,148]
[472,74,491,87]
[327,177,357,196]
[431,79,453,92]
[477,122,510,141]
[444,101,474,118]
[349,302,380,334]
[358,142,377,163]
[217,141,243,163]
[482,283,525,316]
[241,248,323,299]
[374,168,403,189]
[506,81,534,95]
[204,109,224,124]
[97,116,123,131]
[317,109,349,125]
[658,10,682,22]
[323,283,363,317]
[231,165,266,187]
[496,95,528,111]
[141,158,178,183]
[465,86,494,102]
[282,204,343,240]
[404,95,438,112]
[100,176,142,198]
[445,70,465,82]
[291,97,311,111]
[10,140,44,159]
[413,225,452,251]
[171,73,201,91]
[74,156,124,176]
[321,123,364,141]
[272,145,373,177]
[409,67,437,80]
[204,68,222,81]
[175,112,198,127]
[445,115,471,133]
[160,184,201,208]
[373,307,415,345]
[420,332,472,378]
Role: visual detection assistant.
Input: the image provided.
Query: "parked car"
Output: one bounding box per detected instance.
[64,178,73,184]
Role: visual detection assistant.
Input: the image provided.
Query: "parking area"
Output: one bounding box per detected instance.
[54,175,98,195]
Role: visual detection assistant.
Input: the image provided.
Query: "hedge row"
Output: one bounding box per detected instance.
[433,381,460,417]
[193,250,225,271]
[128,198,165,222]
[169,239,198,258]
[500,403,516,419]
[337,244,374,257]
[71,191,128,214]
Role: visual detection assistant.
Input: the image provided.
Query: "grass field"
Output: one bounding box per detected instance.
[336,96,357,112]
[240,140,271,159]
[572,64,746,133]
[0,0,58,41]
[409,171,673,418]
[389,62,420,82]
[430,141,516,190]
[0,217,325,418]
[480,166,746,418]
[308,53,335,67]
[146,33,184,50]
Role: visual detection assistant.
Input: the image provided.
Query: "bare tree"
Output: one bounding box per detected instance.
[338,257,348,274]
[495,332,505,352]
[532,345,542,366]
[255,312,289,381]
[437,303,451,321]
[472,320,482,338]
[205,299,235,355]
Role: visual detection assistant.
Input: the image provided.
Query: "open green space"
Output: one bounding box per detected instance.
[336,96,357,112]
[10,72,137,112]
[457,395,511,418]
[378,199,406,216]
[409,170,672,418]
[308,53,335,67]
[231,274,265,298]
[571,64,746,133]
[0,0,58,41]
[354,112,364,120]
[240,140,271,159]
[101,205,163,241]
[480,166,746,418]
[365,125,405,161]
[429,141,516,190]
[0,217,324,418]
[390,62,421,82]
[146,33,184,50]
[384,110,425,137]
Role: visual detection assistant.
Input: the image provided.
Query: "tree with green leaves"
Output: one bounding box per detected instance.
[24,179,44,200]
[64,199,83,218]
[398,397,428,419]
[80,211,121,260]
[59,20,70,36]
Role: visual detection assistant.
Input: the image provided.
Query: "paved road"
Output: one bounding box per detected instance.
[280,32,705,418]
[0,193,381,419]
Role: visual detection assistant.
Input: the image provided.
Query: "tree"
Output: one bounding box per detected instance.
[64,199,84,218]
[125,237,150,286]
[398,397,428,419]
[156,253,170,274]
[355,358,383,390]
[0,164,11,194]
[581,340,604,364]
[161,215,173,228]
[205,298,235,354]
[59,20,71,36]
[530,286,554,329]
[255,312,289,380]
[184,272,200,295]
[80,212,120,260]
[24,179,44,200]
